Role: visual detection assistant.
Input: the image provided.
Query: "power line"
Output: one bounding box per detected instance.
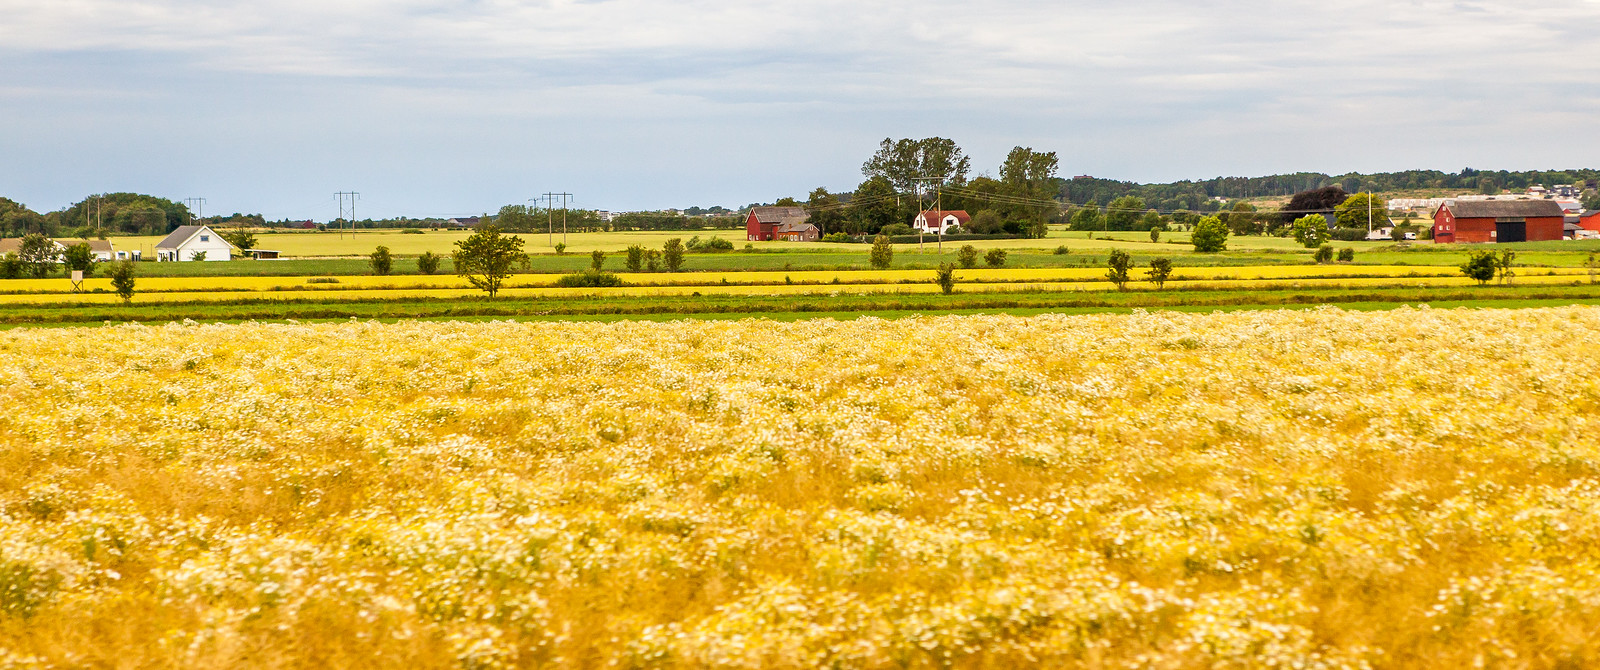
[334,191,360,237]
[541,192,572,247]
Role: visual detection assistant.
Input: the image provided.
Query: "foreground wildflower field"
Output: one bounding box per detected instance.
[3,308,1600,667]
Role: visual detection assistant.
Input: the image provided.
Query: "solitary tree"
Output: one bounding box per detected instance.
[956,244,979,268]
[1292,215,1331,249]
[1460,250,1497,285]
[1146,257,1173,289]
[590,250,606,271]
[220,228,256,252]
[934,263,956,294]
[870,234,893,269]
[1496,250,1516,285]
[625,245,645,271]
[369,245,393,275]
[984,248,1007,268]
[663,238,685,271]
[1149,227,1161,243]
[417,251,441,275]
[453,225,526,297]
[109,260,136,304]
[62,242,96,277]
[1190,216,1230,253]
[1106,249,1133,289]
[18,234,58,278]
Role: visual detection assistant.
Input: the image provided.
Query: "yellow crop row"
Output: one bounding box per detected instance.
[2,309,1599,666]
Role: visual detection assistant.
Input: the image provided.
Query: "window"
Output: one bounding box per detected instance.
[200,235,209,242]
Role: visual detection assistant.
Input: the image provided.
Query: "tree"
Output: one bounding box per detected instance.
[869,234,893,269]
[968,210,1004,235]
[663,238,685,271]
[1334,192,1383,229]
[0,253,20,279]
[1105,249,1133,289]
[1337,247,1355,262]
[1150,227,1161,243]
[1146,258,1173,289]
[1105,196,1146,230]
[645,249,662,272]
[1588,251,1598,285]
[1460,250,1497,285]
[1191,216,1229,253]
[625,245,645,271]
[806,187,845,236]
[934,263,956,294]
[109,260,136,304]
[1583,190,1600,211]
[220,228,256,252]
[849,176,900,235]
[18,234,58,278]
[1282,186,1348,227]
[1314,244,1334,263]
[452,225,526,297]
[417,251,441,275]
[1069,207,1103,231]
[862,137,971,192]
[984,249,1007,267]
[999,146,1059,231]
[591,250,606,271]
[1220,202,1260,236]
[369,246,393,275]
[956,245,979,268]
[62,242,96,277]
[1292,215,1331,248]
[1496,250,1516,285]
[1141,211,1165,233]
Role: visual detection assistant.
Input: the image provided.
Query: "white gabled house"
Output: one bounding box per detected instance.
[0,238,116,261]
[155,225,234,262]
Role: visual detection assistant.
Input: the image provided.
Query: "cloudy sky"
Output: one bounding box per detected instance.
[3,0,1599,219]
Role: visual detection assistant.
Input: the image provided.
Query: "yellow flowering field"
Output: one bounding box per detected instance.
[3,308,1600,668]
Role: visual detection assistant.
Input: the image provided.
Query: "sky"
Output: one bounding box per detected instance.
[3,0,1600,220]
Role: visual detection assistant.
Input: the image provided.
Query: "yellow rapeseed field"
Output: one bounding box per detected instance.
[3,308,1600,668]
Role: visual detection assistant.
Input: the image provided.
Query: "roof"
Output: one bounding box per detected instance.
[774,219,818,233]
[918,210,972,224]
[84,240,114,253]
[0,238,66,254]
[155,225,205,249]
[0,238,114,255]
[1442,200,1564,219]
[1581,210,1600,219]
[750,207,808,224]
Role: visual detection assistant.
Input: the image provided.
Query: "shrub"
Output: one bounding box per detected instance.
[1460,250,1497,285]
[1191,216,1230,253]
[957,245,979,268]
[590,250,606,271]
[1054,245,1069,255]
[934,263,956,294]
[1149,227,1161,243]
[870,235,893,269]
[626,245,645,271]
[417,251,441,275]
[554,242,567,255]
[1146,257,1173,289]
[307,277,340,284]
[645,249,662,272]
[1313,245,1334,263]
[821,233,853,243]
[984,249,1007,268]
[369,246,393,275]
[1292,215,1330,248]
[555,270,624,287]
[1329,228,1369,242]
[109,260,136,303]
[663,238,685,271]
[881,223,914,236]
[698,237,734,251]
[401,228,424,234]
[1337,247,1355,262]
[1106,249,1133,289]
[0,253,20,279]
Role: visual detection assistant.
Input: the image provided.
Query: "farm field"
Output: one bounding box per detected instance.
[3,309,1600,667]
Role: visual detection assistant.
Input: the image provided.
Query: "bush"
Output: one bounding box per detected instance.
[0,253,20,279]
[880,223,914,236]
[1054,245,1069,255]
[1191,216,1230,253]
[984,249,1007,268]
[1146,257,1173,289]
[1460,250,1497,285]
[401,228,424,234]
[417,251,441,275]
[109,260,136,303]
[1337,247,1355,262]
[821,233,853,243]
[645,249,662,272]
[870,235,893,269]
[626,245,645,271]
[555,270,624,287]
[590,250,606,271]
[663,238,685,271]
[957,245,979,268]
[1313,245,1334,263]
[369,246,393,275]
[1329,228,1369,242]
[554,242,567,255]
[1149,227,1161,243]
[935,263,956,294]
[701,237,734,251]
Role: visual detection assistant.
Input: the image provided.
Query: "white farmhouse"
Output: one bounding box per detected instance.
[155,225,234,261]
[912,210,972,235]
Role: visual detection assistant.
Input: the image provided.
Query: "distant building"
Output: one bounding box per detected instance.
[1577,210,1600,234]
[446,217,480,228]
[1432,200,1565,244]
[0,238,115,261]
[155,225,235,261]
[745,207,810,242]
[912,210,972,235]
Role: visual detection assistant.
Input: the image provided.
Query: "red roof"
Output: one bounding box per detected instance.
[918,210,971,225]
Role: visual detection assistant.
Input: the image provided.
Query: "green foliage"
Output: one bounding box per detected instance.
[401,228,424,234]
[1191,216,1230,253]
[18,234,58,278]
[220,228,256,252]
[968,210,1004,235]
[1588,252,1598,285]
[862,137,972,192]
[1334,192,1383,229]
[1054,245,1069,255]
[554,242,567,255]
[626,245,645,271]
[109,261,136,303]
[191,251,208,262]
[1069,207,1103,231]
[645,249,662,272]
[957,245,979,268]
[417,251,441,275]
[1105,249,1133,289]
[870,234,893,269]
[1313,245,1334,263]
[663,238,685,272]
[452,225,526,297]
[880,223,914,236]
[687,236,734,252]
[1105,196,1146,231]
[1460,250,1497,285]
[590,250,606,271]
[1337,247,1355,262]
[934,263,956,295]
[0,253,20,279]
[1149,227,1161,243]
[1146,258,1174,289]
[1496,250,1516,285]
[1582,190,1600,211]
[821,233,853,243]
[62,243,96,277]
[369,246,393,275]
[1292,215,1331,248]
[555,270,624,287]
[984,248,1007,268]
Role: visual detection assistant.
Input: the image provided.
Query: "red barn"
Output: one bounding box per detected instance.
[1432,200,1564,243]
[745,206,811,241]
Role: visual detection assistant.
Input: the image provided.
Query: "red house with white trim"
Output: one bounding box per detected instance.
[1432,200,1564,244]
[745,207,814,241]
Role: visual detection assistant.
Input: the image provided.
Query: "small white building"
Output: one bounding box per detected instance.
[912,210,972,235]
[155,225,235,262]
[0,238,115,261]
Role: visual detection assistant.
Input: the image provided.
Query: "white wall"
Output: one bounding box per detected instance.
[177,230,233,261]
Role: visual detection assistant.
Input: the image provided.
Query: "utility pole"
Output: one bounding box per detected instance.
[1367,190,1374,237]
[183,198,206,227]
[335,192,360,238]
[913,176,948,254]
[542,192,572,247]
